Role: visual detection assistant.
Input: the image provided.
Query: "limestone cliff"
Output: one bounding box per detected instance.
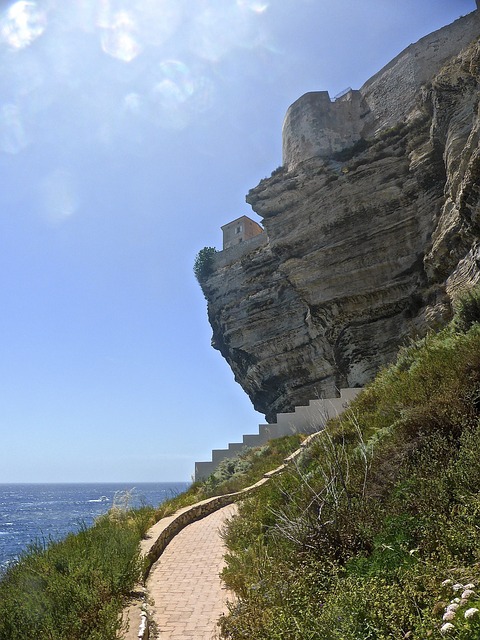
[202,11,480,423]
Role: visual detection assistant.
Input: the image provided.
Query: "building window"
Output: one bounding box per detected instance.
[235,224,242,234]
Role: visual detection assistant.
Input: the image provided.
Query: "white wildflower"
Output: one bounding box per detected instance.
[453,583,464,592]
[440,622,455,635]
[443,611,456,622]
[465,608,479,619]
[464,583,476,590]
[452,598,461,604]
[442,579,453,587]
[446,603,459,613]
[462,589,476,599]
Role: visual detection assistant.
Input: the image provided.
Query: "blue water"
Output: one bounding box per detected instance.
[0,482,189,573]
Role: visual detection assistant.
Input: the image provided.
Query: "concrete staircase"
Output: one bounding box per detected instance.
[195,388,361,481]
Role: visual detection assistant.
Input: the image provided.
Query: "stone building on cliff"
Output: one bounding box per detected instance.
[283,8,480,169]
[201,8,480,424]
[221,215,263,250]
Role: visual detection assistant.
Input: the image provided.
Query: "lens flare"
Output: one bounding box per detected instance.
[39,169,79,225]
[100,10,141,62]
[155,60,195,103]
[133,0,182,48]
[188,2,265,62]
[123,92,142,113]
[0,0,273,148]
[149,60,195,130]
[237,1,269,14]
[121,60,216,132]
[189,7,234,62]
[0,104,28,154]
[0,1,46,50]
[189,75,216,114]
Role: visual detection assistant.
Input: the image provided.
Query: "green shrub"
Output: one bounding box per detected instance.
[270,165,286,177]
[454,284,480,332]
[193,246,217,284]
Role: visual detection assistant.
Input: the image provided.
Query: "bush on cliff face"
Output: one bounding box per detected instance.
[219,313,480,639]
[193,246,217,285]
[454,284,480,332]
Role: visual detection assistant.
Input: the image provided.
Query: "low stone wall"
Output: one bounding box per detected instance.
[145,494,236,576]
[212,231,268,269]
[125,479,271,639]
[126,414,362,639]
[145,421,343,578]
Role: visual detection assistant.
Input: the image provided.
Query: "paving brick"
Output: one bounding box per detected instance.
[146,503,237,639]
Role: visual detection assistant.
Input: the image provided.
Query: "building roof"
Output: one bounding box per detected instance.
[221,215,262,230]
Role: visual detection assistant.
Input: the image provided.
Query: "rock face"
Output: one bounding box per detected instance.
[202,11,480,423]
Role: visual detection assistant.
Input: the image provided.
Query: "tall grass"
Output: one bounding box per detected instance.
[219,312,480,638]
[0,496,155,640]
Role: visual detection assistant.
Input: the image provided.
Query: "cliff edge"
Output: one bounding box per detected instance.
[202,10,480,423]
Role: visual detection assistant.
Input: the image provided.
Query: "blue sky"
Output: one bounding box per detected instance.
[0,0,476,482]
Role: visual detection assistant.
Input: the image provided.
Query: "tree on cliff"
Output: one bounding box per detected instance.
[193,246,217,286]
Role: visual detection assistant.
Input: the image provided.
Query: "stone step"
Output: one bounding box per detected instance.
[243,432,268,447]
[227,442,245,456]
[258,423,282,440]
[195,388,361,480]
[340,388,362,403]
[195,461,215,481]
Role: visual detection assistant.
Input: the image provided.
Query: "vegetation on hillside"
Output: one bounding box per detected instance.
[0,496,154,640]
[149,433,304,519]
[218,291,480,639]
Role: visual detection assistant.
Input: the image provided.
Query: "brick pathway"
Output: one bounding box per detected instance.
[146,503,238,639]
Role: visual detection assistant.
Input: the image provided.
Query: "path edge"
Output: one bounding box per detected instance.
[123,427,342,639]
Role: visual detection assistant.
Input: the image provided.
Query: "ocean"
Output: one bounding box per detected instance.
[0,482,190,573]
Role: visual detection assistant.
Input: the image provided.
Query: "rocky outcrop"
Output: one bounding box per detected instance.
[202,11,480,423]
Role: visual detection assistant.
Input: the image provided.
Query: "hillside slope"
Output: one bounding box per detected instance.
[219,301,480,639]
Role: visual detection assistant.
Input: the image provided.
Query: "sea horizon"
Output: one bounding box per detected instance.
[0,481,190,572]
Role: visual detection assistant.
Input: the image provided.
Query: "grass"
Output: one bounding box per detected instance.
[0,500,151,640]
[218,291,480,639]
